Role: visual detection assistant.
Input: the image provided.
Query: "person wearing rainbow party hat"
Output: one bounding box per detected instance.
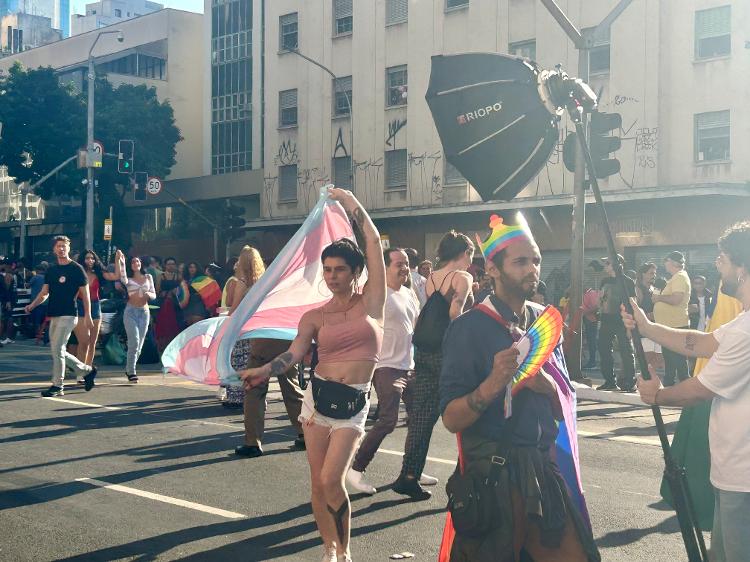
[438,211,600,562]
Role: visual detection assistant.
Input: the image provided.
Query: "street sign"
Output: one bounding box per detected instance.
[146,176,163,196]
[103,218,113,241]
[85,141,104,168]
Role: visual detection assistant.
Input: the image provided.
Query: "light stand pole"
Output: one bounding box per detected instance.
[290,49,355,192]
[85,29,123,250]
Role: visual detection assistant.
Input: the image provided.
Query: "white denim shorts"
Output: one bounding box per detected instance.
[299,375,371,435]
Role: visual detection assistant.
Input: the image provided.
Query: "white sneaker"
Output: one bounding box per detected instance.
[419,473,439,486]
[337,554,352,562]
[1,338,12,345]
[346,468,376,495]
[320,546,337,562]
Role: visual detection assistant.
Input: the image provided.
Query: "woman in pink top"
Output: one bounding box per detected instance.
[240,187,385,562]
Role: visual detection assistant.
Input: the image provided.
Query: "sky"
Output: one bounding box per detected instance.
[70,0,204,17]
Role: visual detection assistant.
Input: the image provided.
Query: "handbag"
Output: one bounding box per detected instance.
[311,376,368,419]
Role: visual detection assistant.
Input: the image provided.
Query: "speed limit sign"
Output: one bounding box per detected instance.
[146,176,163,196]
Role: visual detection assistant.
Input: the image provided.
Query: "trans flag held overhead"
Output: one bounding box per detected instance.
[161,186,355,386]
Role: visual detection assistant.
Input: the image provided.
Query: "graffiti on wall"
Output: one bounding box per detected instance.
[385,118,407,148]
[274,139,299,166]
[334,128,349,158]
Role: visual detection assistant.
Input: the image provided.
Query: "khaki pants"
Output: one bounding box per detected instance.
[242,339,304,447]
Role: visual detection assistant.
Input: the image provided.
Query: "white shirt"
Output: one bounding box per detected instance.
[377,285,420,371]
[697,295,707,332]
[697,310,750,492]
[410,269,427,307]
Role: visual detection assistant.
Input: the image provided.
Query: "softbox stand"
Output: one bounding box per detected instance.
[564,97,708,562]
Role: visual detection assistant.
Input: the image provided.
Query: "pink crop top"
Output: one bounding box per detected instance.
[316,300,383,363]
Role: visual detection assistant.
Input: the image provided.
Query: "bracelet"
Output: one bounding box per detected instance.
[654,389,662,406]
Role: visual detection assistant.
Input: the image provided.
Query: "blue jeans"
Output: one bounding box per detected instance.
[49,316,92,387]
[123,305,150,377]
[712,488,750,562]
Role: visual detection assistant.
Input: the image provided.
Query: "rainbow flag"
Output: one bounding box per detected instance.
[161,187,354,386]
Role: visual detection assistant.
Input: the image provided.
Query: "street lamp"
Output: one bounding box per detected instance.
[290,48,355,193]
[85,29,123,250]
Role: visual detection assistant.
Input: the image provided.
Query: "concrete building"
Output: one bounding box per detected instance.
[2,0,70,38]
[0,8,204,257]
[255,0,749,299]
[71,0,162,36]
[1,12,61,54]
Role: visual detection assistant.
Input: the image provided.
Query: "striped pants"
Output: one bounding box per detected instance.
[399,349,443,479]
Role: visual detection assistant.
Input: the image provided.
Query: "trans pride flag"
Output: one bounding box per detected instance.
[161,186,354,386]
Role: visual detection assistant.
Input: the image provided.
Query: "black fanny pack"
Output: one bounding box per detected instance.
[311,376,368,419]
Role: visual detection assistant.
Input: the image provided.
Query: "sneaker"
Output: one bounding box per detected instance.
[419,473,439,486]
[346,468,376,495]
[83,367,97,392]
[596,382,618,391]
[41,385,64,397]
[392,475,431,500]
[1,338,13,345]
[293,434,306,450]
[126,373,139,383]
[76,379,86,385]
[320,546,337,562]
[618,385,636,393]
[234,445,263,458]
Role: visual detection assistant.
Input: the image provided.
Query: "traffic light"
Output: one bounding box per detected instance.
[226,202,246,239]
[589,111,622,179]
[133,172,148,202]
[118,140,135,174]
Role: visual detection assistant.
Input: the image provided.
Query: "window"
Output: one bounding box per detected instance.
[444,159,466,185]
[334,0,353,35]
[279,164,298,201]
[695,110,730,162]
[114,8,121,17]
[332,156,352,189]
[386,66,407,107]
[386,0,407,25]
[509,39,536,61]
[446,0,468,10]
[279,89,298,127]
[279,12,298,51]
[333,76,352,117]
[583,27,610,75]
[695,6,731,59]
[385,150,407,190]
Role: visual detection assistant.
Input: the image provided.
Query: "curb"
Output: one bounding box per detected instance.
[573,382,646,406]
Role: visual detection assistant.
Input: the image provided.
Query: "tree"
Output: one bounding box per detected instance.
[0,63,86,198]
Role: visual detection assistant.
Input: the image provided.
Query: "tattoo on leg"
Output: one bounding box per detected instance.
[685,333,696,352]
[269,351,293,376]
[467,388,489,414]
[327,500,349,545]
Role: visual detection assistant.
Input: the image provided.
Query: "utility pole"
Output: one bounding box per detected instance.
[539,0,634,381]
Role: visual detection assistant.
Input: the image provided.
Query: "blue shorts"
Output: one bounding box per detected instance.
[77,299,101,320]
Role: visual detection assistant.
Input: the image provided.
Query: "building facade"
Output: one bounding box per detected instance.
[254,0,748,297]
[1,12,61,54]
[71,0,162,36]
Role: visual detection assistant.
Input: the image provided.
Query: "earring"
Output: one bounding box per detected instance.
[317,278,329,297]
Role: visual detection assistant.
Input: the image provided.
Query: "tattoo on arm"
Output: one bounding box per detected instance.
[268,352,294,376]
[467,388,489,414]
[685,333,697,352]
[350,206,364,226]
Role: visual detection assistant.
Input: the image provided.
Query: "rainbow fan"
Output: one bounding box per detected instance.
[512,305,563,395]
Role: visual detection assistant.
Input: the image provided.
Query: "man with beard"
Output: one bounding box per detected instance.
[439,212,600,562]
[624,222,750,562]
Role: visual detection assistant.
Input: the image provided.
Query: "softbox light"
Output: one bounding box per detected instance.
[425,53,561,202]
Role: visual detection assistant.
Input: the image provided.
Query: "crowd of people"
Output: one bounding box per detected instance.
[4,187,748,562]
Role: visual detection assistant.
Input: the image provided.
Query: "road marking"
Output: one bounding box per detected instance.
[75,478,247,519]
[578,429,664,447]
[42,397,122,411]
[379,448,457,467]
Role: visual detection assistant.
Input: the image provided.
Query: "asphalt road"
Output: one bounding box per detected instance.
[0,341,696,561]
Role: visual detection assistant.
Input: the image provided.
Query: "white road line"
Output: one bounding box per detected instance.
[75,478,247,519]
[379,448,457,467]
[42,397,122,410]
[578,429,664,447]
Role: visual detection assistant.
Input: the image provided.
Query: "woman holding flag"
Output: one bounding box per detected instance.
[240,187,385,562]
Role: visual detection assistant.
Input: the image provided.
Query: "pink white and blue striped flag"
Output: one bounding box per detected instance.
[161,187,355,385]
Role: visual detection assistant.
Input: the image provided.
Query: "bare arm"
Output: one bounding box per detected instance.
[224,278,239,310]
[25,284,49,312]
[144,275,157,301]
[78,284,92,319]
[448,271,472,320]
[653,292,685,306]
[228,279,247,314]
[637,368,716,407]
[442,347,519,433]
[329,187,386,321]
[622,298,718,358]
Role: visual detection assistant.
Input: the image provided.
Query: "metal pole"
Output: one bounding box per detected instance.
[86,54,95,250]
[19,183,28,259]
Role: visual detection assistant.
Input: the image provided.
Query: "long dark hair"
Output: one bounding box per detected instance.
[127,255,147,277]
[78,249,105,279]
[183,261,201,283]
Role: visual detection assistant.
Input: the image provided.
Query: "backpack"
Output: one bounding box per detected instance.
[412,272,457,352]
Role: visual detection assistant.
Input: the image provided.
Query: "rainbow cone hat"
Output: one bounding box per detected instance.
[476,212,534,262]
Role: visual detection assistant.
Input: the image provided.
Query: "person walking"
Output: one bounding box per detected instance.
[689,274,713,332]
[653,251,691,386]
[393,231,474,500]
[596,254,636,391]
[635,262,663,372]
[625,222,750,562]
[240,187,385,562]
[118,253,157,383]
[29,262,48,341]
[1,266,18,344]
[405,248,427,307]
[346,247,420,494]
[24,236,97,396]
